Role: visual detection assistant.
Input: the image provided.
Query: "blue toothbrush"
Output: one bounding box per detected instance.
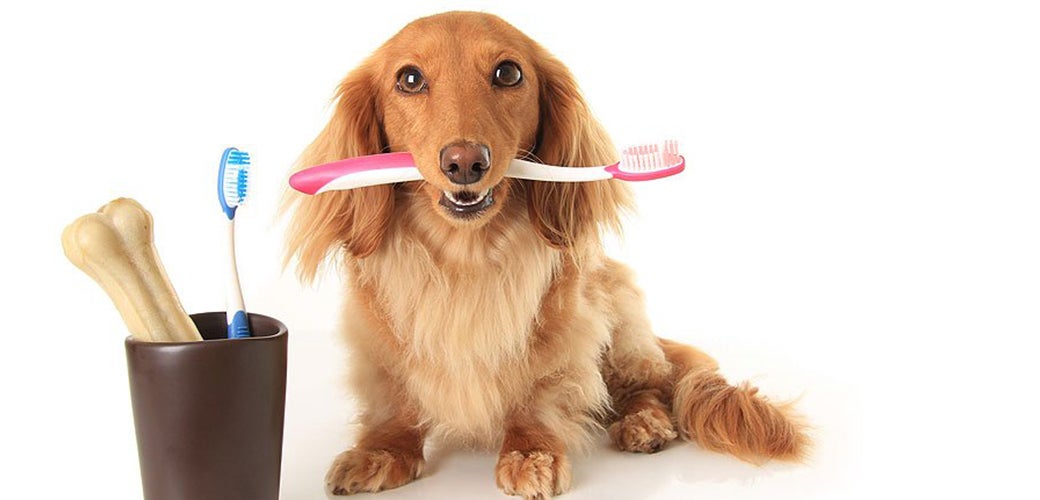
[217,147,251,338]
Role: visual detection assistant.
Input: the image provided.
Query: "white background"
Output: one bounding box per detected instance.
[2,1,1038,498]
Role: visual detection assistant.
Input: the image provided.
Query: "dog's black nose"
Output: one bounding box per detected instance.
[439,142,489,185]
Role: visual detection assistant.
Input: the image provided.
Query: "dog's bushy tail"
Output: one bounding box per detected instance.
[659,338,809,463]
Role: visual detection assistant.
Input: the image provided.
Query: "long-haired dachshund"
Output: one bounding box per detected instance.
[284,11,808,499]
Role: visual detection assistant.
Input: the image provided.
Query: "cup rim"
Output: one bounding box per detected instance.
[124,312,287,346]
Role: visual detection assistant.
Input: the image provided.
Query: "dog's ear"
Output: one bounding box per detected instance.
[283,62,394,283]
[527,54,632,249]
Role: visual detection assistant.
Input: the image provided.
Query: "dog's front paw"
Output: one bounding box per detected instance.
[326,447,424,495]
[609,406,678,453]
[495,450,571,499]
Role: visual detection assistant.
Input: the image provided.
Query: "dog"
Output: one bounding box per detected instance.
[284,11,808,499]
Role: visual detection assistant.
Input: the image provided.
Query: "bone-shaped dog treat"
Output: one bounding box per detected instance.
[62,198,202,342]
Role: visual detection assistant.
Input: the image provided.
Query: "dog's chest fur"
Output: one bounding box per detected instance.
[354,199,561,442]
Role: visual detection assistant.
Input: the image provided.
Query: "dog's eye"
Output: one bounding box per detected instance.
[396,66,427,94]
[492,61,523,87]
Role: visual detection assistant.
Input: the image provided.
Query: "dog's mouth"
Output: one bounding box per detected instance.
[439,188,494,218]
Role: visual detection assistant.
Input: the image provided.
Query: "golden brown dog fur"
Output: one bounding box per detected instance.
[284,11,808,498]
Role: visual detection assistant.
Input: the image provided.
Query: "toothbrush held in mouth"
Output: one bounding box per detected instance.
[289,140,685,195]
[218,147,251,339]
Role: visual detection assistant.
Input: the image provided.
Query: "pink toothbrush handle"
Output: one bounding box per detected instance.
[289,152,416,195]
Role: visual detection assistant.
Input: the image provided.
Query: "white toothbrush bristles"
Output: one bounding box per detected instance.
[618,140,681,172]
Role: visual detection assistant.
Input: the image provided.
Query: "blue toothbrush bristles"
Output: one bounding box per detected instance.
[227,150,250,165]
[236,166,249,203]
[223,150,251,207]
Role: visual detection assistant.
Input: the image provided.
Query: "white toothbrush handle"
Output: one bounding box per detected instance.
[505,159,614,182]
[310,159,615,194]
[226,219,246,324]
[319,161,613,187]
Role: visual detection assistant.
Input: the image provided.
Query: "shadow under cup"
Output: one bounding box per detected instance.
[125,312,288,500]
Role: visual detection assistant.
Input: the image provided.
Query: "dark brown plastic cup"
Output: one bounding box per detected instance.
[125,312,288,500]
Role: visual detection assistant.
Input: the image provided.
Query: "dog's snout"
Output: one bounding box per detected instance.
[439,142,490,185]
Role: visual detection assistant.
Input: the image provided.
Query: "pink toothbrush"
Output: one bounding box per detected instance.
[290,140,684,195]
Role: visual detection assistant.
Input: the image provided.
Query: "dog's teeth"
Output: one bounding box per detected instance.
[444,189,490,207]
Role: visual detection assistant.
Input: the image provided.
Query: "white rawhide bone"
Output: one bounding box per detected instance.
[62,198,202,342]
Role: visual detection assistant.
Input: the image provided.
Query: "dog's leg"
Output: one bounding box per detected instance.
[326,391,425,495]
[495,415,572,500]
[598,260,680,453]
[491,259,622,499]
[605,374,678,454]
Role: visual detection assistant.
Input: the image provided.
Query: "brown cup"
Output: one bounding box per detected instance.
[125,312,288,500]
